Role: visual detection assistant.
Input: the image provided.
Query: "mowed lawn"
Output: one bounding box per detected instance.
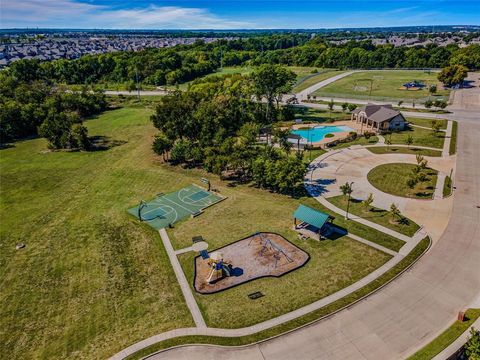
[367,147,442,157]
[313,70,449,101]
[177,234,391,328]
[292,69,344,93]
[368,163,438,199]
[0,107,201,359]
[1,104,403,358]
[327,195,420,237]
[386,126,445,149]
[407,117,448,130]
[177,66,327,91]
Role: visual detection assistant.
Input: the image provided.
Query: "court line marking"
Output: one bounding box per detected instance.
[142,204,174,217]
[163,196,196,215]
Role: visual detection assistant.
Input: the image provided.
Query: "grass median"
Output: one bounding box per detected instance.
[408,308,480,360]
[327,195,420,237]
[368,163,438,199]
[367,146,442,157]
[449,121,458,155]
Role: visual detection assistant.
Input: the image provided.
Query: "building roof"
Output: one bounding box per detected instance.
[356,104,402,123]
[293,204,330,229]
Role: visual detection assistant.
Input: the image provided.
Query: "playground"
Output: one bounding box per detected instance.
[193,232,309,294]
[127,183,225,230]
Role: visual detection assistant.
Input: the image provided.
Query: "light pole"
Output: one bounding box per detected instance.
[308,126,312,162]
[345,182,354,220]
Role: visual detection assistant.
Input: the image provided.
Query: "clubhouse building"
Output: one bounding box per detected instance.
[351,104,406,132]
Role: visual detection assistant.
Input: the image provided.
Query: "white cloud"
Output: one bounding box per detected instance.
[1,0,253,29]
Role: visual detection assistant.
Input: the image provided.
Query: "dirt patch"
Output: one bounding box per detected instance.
[194,232,309,294]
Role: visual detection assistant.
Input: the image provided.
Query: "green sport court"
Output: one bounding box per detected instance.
[127,184,225,230]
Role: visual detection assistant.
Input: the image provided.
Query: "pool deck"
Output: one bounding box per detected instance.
[289,121,356,148]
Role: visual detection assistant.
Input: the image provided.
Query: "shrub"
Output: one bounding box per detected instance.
[325,133,334,138]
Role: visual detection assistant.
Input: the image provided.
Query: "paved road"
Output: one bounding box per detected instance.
[105,90,167,96]
[296,71,356,101]
[145,99,480,358]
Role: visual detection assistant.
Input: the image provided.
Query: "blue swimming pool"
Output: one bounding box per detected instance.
[291,125,354,143]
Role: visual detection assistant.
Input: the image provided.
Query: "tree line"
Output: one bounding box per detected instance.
[6,36,480,89]
[0,71,107,147]
[151,64,306,195]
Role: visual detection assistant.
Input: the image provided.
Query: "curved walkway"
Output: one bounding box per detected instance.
[111,222,412,359]
[307,147,454,241]
[296,71,357,101]
[111,76,479,360]
[124,110,480,360]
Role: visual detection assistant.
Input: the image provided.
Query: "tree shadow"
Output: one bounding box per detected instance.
[89,136,127,151]
[305,178,336,196]
[0,143,15,150]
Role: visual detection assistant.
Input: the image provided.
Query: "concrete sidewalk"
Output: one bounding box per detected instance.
[158,229,206,329]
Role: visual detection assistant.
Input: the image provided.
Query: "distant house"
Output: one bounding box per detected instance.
[351,104,406,132]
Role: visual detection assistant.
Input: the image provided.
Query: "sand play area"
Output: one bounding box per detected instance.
[194,232,309,294]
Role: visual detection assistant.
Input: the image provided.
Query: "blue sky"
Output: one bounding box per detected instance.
[2,0,479,29]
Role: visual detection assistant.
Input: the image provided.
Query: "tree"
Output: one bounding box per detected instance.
[424,99,433,109]
[328,99,335,111]
[152,132,173,161]
[432,120,442,135]
[71,123,90,150]
[170,139,192,163]
[38,111,79,149]
[340,181,354,219]
[438,64,468,87]
[405,135,414,148]
[340,182,353,198]
[398,100,404,107]
[416,154,424,165]
[347,103,357,112]
[363,193,374,211]
[151,91,197,140]
[428,84,437,96]
[465,327,480,360]
[341,102,349,112]
[251,64,296,122]
[385,137,392,150]
[273,128,292,153]
[433,99,448,110]
[390,203,401,221]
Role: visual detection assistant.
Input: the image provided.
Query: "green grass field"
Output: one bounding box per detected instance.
[178,234,391,328]
[0,107,199,359]
[312,70,449,102]
[327,195,420,237]
[0,103,408,358]
[124,236,431,360]
[407,117,448,130]
[368,163,438,199]
[293,107,351,124]
[367,147,442,157]
[386,126,445,149]
[292,70,344,93]
[174,66,327,91]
